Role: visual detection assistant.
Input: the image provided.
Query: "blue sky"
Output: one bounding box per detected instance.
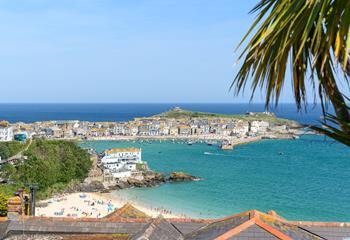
[0,0,300,103]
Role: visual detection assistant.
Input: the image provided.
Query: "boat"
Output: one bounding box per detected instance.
[187,141,193,145]
[221,144,233,150]
[220,140,233,150]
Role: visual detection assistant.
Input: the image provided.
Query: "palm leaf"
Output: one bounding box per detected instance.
[233,0,350,145]
[311,111,350,147]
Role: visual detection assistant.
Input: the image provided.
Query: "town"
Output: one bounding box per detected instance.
[0,108,301,144]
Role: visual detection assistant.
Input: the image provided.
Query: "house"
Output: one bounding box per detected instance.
[100,148,143,179]
[149,122,160,136]
[49,126,63,138]
[232,121,249,137]
[4,202,350,240]
[169,127,178,135]
[250,120,269,134]
[199,124,210,134]
[114,124,125,135]
[159,126,170,135]
[211,125,224,135]
[178,125,191,135]
[0,122,13,142]
[138,124,150,136]
[269,124,288,133]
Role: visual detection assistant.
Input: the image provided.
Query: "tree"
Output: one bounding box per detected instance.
[232,0,350,146]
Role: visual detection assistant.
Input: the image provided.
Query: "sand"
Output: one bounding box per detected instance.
[35,192,180,219]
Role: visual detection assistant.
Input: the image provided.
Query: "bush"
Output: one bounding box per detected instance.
[0,140,92,200]
[0,192,8,216]
[0,141,25,159]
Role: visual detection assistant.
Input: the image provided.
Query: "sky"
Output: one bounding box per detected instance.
[0,0,303,103]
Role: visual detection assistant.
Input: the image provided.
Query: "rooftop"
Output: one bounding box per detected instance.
[2,205,350,240]
[105,148,141,155]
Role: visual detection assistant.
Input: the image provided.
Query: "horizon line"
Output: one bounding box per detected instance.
[0,102,317,105]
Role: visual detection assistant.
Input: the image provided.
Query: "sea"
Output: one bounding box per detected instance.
[1,103,349,222]
[80,136,350,222]
[0,103,328,125]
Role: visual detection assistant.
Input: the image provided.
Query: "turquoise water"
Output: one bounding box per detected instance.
[80,135,350,222]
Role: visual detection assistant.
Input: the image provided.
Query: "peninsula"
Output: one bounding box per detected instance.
[0,108,302,145]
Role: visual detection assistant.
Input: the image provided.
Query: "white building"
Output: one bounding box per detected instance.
[232,121,249,137]
[114,124,125,135]
[250,121,269,134]
[0,126,14,142]
[101,148,143,179]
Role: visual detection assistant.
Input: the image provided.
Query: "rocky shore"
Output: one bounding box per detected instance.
[65,171,201,193]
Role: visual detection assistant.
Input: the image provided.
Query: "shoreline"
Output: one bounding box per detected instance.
[36,192,182,219]
[75,132,304,146]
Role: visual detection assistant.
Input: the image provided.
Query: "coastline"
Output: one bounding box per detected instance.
[76,132,303,145]
[19,134,350,222]
[36,192,182,219]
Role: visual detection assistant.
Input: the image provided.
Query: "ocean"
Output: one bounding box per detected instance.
[2,103,348,221]
[0,103,326,125]
[80,135,350,222]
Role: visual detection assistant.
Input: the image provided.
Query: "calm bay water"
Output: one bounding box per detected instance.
[0,103,325,125]
[80,135,350,222]
[2,103,347,221]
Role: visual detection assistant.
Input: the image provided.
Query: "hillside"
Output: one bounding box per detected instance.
[0,140,92,201]
[0,141,27,160]
[152,107,299,126]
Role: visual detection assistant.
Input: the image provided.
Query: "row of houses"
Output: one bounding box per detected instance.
[0,115,293,141]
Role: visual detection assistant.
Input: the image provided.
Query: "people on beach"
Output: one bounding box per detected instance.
[36,192,182,219]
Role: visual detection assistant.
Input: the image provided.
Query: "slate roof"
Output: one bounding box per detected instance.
[184,210,324,240]
[229,224,278,240]
[290,222,350,240]
[171,222,209,235]
[132,216,184,240]
[5,219,147,236]
[2,206,350,240]
[185,211,251,240]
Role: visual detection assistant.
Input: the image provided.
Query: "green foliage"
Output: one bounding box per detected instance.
[0,141,25,159]
[0,140,92,199]
[312,101,350,146]
[233,0,350,106]
[0,184,18,197]
[151,108,297,125]
[233,0,350,145]
[0,192,8,216]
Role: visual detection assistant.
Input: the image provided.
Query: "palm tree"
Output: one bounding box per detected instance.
[233,0,350,146]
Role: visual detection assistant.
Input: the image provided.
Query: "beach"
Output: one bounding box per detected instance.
[35,192,181,219]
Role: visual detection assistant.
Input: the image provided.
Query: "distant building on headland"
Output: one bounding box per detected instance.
[100,148,144,179]
[0,121,14,142]
[0,109,301,141]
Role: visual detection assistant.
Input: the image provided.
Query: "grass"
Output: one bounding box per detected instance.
[149,108,298,125]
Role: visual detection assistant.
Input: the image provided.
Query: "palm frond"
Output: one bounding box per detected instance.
[233,0,350,108]
[233,0,350,145]
[311,112,350,147]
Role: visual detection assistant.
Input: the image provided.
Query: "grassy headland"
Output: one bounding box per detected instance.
[148,107,299,126]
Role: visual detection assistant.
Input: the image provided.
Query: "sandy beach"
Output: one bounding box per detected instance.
[36,192,181,219]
